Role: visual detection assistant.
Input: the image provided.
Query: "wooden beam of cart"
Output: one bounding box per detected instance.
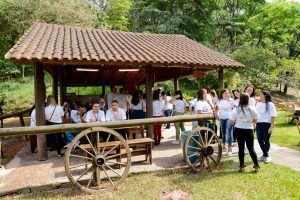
[0,114,213,137]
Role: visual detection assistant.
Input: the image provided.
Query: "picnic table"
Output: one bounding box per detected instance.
[285,106,300,124]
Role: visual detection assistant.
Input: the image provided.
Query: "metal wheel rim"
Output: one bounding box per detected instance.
[64,127,131,193]
[184,127,222,172]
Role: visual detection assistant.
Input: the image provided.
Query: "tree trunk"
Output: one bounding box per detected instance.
[284,85,288,94]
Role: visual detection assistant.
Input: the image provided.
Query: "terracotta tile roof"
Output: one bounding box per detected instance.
[5,23,244,68]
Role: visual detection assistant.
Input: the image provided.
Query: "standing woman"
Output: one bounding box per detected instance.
[131,90,145,135]
[232,88,241,144]
[170,90,186,144]
[152,90,164,145]
[216,89,235,155]
[45,95,64,156]
[194,89,213,128]
[164,91,173,129]
[256,90,277,163]
[230,93,260,172]
[244,85,256,108]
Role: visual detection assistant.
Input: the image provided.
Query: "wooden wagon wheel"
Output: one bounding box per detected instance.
[64,127,131,193]
[184,127,221,173]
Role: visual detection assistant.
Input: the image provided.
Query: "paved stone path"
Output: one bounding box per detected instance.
[0,124,299,195]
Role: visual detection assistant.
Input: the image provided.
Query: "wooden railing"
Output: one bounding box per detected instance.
[0,107,33,128]
[0,114,213,137]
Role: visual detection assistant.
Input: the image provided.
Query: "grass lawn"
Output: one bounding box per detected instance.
[271,111,300,151]
[4,158,300,200]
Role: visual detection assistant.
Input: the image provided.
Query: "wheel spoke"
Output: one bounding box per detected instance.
[209,155,217,165]
[96,132,100,154]
[197,131,205,145]
[106,161,127,166]
[105,153,124,160]
[101,133,112,156]
[188,152,200,158]
[205,157,210,168]
[86,168,96,188]
[103,142,121,157]
[187,145,202,151]
[70,154,93,161]
[105,164,122,177]
[101,166,115,186]
[205,130,208,145]
[207,134,214,145]
[85,134,97,156]
[76,165,93,181]
[74,143,95,158]
[190,136,203,148]
[70,162,92,170]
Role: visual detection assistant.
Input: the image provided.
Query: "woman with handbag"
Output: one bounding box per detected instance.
[45,95,64,156]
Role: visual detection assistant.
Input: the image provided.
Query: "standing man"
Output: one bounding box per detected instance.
[107,86,118,110]
[117,88,130,116]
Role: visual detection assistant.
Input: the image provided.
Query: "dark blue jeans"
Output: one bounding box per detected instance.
[256,122,271,157]
[220,119,232,146]
[164,109,173,128]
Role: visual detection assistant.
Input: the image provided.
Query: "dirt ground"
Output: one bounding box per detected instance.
[1,117,30,166]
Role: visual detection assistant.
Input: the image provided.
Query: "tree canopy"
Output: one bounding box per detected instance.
[0,0,299,93]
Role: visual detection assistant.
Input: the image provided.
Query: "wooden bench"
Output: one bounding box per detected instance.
[127,127,144,139]
[80,138,153,164]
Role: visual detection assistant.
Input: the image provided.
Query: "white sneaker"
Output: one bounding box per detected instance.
[265,157,272,163]
[171,140,180,145]
[258,155,265,161]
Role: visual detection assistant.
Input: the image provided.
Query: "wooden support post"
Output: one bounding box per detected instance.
[174,78,179,92]
[146,67,154,139]
[34,62,47,161]
[218,68,224,90]
[52,67,58,104]
[102,85,105,94]
[19,114,25,127]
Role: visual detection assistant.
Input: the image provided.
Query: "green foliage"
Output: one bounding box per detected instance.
[129,0,207,41]
[230,47,278,89]
[94,0,132,31]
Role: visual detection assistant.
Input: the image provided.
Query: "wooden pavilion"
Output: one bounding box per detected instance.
[5,23,243,160]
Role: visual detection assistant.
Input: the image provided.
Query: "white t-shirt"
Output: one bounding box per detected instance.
[107,92,118,109]
[117,94,130,111]
[216,98,234,120]
[153,100,164,116]
[189,98,197,107]
[85,110,105,122]
[256,102,277,123]
[248,97,256,108]
[127,94,133,109]
[234,99,239,107]
[194,100,212,114]
[206,94,213,104]
[165,96,173,110]
[131,99,144,110]
[142,99,146,112]
[99,98,105,109]
[71,110,81,123]
[30,109,36,127]
[173,99,186,113]
[106,108,126,121]
[45,105,64,123]
[231,107,257,129]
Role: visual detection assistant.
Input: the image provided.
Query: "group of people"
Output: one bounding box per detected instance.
[184,85,277,173]
[30,84,277,173]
